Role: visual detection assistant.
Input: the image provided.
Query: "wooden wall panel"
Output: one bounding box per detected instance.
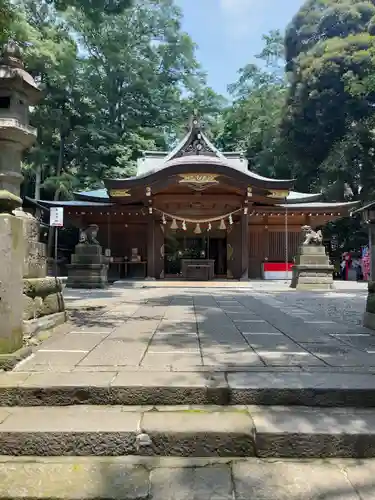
[104,223,147,260]
[268,229,301,261]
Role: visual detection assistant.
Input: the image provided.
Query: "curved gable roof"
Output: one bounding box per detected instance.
[106,155,295,190]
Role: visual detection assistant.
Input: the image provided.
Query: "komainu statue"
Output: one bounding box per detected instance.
[301,225,323,246]
[79,224,100,245]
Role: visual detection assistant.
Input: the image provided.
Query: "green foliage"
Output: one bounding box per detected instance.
[283,0,375,190]
[0,0,14,44]
[4,0,225,200]
[218,30,292,179]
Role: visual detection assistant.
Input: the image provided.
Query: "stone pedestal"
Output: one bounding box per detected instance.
[290,245,333,290]
[0,214,24,354]
[67,244,108,288]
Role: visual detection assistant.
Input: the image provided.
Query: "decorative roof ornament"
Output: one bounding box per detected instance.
[175,112,217,158]
[0,41,24,69]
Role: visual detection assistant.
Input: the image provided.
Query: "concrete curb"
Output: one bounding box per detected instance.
[0,405,375,458]
[23,311,67,337]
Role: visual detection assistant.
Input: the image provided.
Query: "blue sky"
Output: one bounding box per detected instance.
[176,0,305,95]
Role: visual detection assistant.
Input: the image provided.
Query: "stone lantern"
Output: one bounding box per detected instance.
[0,42,56,366]
[0,42,41,211]
[352,202,375,329]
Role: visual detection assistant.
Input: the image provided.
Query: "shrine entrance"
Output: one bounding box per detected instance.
[164,229,227,278]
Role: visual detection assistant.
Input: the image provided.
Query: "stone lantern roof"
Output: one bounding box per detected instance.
[0,42,42,105]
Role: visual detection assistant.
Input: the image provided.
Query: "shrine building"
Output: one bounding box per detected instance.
[37,117,356,281]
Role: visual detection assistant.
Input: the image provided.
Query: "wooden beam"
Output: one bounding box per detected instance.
[154,193,242,205]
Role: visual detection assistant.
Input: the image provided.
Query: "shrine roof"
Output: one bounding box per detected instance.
[35,199,113,207]
[279,201,360,209]
[110,155,294,189]
[130,114,296,187]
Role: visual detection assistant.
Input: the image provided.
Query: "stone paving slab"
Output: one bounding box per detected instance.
[0,456,373,499]
[7,285,375,393]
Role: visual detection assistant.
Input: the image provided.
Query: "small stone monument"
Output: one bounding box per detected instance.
[66,224,109,288]
[290,225,334,290]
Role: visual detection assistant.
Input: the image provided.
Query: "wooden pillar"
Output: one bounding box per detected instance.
[240,212,249,280]
[262,216,269,280]
[154,223,165,279]
[147,218,155,279]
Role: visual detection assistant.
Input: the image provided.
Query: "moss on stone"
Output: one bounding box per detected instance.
[0,328,23,354]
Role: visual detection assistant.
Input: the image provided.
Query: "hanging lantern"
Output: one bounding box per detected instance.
[219,219,226,230]
[148,207,153,214]
[194,223,201,234]
[162,213,166,225]
[170,218,178,230]
[182,220,187,231]
[244,207,248,215]
[229,214,233,225]
[207,222,212,231]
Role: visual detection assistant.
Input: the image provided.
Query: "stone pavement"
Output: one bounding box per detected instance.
[2,282,375,498]
[0,457,375,500]
[1,456,375,499]
[15,282,375,373]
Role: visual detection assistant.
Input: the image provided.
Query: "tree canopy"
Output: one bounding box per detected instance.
[282,0,375,194]
[2,0,225,201]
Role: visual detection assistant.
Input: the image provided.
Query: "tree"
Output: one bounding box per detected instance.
[282,0,375,189]
[218,30,292,179]
[0,0,14,44]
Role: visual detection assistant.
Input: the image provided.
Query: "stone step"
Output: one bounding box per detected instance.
[2,370,375,407]
[1,405,375,459]
[2,455,374,499]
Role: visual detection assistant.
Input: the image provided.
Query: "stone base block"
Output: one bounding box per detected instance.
[67,264,108,289]
[290,247,334,290]
[23,311,67,337]
[364,311,375,330]
[290,269,334,289]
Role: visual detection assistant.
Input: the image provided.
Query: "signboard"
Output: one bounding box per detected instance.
[49,207,64,227]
